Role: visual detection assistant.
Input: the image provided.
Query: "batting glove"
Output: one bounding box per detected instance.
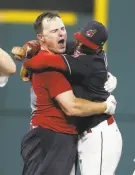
[104,95,117,115]
[104,72,117,93]
[11,40,40,61]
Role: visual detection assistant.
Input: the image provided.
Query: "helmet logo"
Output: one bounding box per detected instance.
[86,29,97,37]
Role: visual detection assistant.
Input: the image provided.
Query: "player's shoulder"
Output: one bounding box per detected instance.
[75,54,95,62]
[73,51,106,62]
[34,50,51,58]
[92,51,108,70]
[91,51,106,62]
[79,52,107,68]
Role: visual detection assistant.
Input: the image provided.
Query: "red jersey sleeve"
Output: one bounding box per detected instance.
[46,71,72,98]
[23,51,68,71]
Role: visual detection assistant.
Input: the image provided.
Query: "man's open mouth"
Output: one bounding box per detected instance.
[58,39,65,44]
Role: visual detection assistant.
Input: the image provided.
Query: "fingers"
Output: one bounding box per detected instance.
[11,40,40,61]
[105,95,117,115]
[11,47,26,61]
[104,84,113,93]
[104,72,117,93]
[107,95,116,103]
[20,65,30,82]
[14,55,23,61]
[107,72,112,77]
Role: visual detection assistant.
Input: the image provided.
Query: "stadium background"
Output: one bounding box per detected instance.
[0,0,135,174]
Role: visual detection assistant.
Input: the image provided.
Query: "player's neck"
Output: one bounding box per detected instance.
[40,46,54,54]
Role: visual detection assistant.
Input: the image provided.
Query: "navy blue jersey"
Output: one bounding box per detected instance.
[62,51,109,101]
[65,41,76,55]
[61,51,110,133]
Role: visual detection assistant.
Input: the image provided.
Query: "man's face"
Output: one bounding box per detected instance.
[38,17,67,54]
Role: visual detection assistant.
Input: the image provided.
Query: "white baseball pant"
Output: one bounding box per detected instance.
[78,117,122,175]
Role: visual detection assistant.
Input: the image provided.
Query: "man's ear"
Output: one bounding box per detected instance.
[37,34,45,42]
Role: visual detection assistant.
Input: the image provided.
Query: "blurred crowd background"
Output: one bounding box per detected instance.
[0,0,134,174]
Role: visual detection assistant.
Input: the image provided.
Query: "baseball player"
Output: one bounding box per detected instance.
[0,48,16,87]
[11,12,117,175]
[15,21,122,175]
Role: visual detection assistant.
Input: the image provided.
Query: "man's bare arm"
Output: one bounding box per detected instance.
[0,48,16,75]
[55,90,116,117]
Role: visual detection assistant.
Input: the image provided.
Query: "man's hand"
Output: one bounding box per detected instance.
[11,46,27,61]
[104,95,117,115]
[20,65,30,81]
[11,40,40,61]
[104,72,117,93]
